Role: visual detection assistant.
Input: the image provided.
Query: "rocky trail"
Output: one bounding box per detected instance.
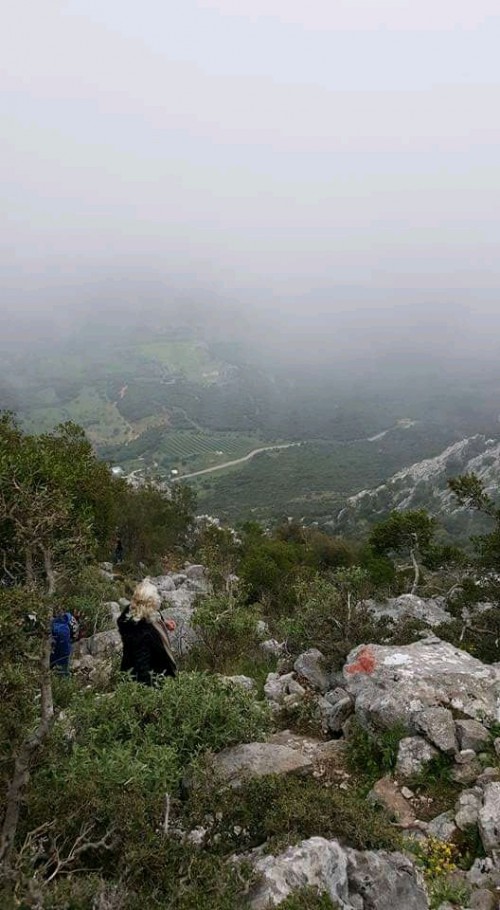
[71,569,500,910]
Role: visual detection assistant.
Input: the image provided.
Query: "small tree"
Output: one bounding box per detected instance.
[369,509,436,595]
[0,415,121,871]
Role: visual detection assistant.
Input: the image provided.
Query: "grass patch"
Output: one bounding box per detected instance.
[346,719,406,787]
[183,772,402,855]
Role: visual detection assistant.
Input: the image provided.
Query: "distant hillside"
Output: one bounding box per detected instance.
[331,434,500,541]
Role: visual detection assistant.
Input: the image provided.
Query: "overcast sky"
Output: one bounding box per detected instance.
[2,1,500,325]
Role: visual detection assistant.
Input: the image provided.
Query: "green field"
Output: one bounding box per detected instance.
[139,341,222,383]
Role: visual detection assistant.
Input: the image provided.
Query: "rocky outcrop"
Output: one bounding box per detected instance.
[333,434,500,531]
[249,837,350,909]
[343,638,500,734]
[249,837,429,909]
[365,594,451,628]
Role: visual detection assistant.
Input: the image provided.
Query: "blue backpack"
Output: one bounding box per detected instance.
[51,614,73,667]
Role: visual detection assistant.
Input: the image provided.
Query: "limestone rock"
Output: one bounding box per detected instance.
[212,742,314,788]
[455,789,483,831]
[170,573,187,587]
[260,639,286,657]
[222,675,256,692]
[366,594,451,628]
[150,574,176,593]
[294,649,331,693]
[343,639,500,734]
[346,847,429,910]
[75,629,121,659]
[451,758,482,786]
[479,782,500,854]
[249,837,350,909]
[456,720,491,753]
[396,737,439,778]
[318,688,354,734]
[185,564,206,581]
[415,707,458,755]
[427,811,458,842]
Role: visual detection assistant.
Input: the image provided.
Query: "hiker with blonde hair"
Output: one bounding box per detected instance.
[117,579,177,685]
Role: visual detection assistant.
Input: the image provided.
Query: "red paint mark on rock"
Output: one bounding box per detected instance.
[346,646,376,675]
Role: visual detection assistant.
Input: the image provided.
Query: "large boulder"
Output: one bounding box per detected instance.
[365,594,451,628]
[185,564,206,581]
[249,837,350,909]
[249,838,429,910]
[343,639,500,735]
[212,742,314,788]
[150,574,176,594]
[346,847,429,910]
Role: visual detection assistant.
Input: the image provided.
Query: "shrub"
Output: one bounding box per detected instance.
[189,593,262,673]
[279,575,387,667]
[346,719,406,785]
[22,674,271,877]
[60,564,121,635]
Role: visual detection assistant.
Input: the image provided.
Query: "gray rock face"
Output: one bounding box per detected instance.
[250,838,429,910]
[470,890,497,910]
[478,782,500,855]
[455,789,483,831]
[396,737,439,778]
[318,689,354,734]
[75,629,121,659]
[346,848,429,910]
[427,811,458,842]
[221,675,256,692]
[263,672,304,708]
[249,837,351,909]
[415,707,458,755]
[294,649,331,693]
[150,574,176,593]
[170,573,187,587]
[185,564,206,581]
[456,720,491,753]
[212,742,314,788]
[366,594,451,628]
[343,639,500,735]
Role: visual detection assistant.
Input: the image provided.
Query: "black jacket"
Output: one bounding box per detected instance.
[117,608,176,685]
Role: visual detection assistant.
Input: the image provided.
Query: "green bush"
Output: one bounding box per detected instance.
[279,575,387,667]
[346,719,407,786]
[189,593,262,673]
[22,673,271,873]
[61,564,121,635]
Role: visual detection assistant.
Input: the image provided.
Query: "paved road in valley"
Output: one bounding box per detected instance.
[173,442,301,481]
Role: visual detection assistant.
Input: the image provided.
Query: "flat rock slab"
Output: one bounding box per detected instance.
[343,639,500,733]
[213,742,314,787]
